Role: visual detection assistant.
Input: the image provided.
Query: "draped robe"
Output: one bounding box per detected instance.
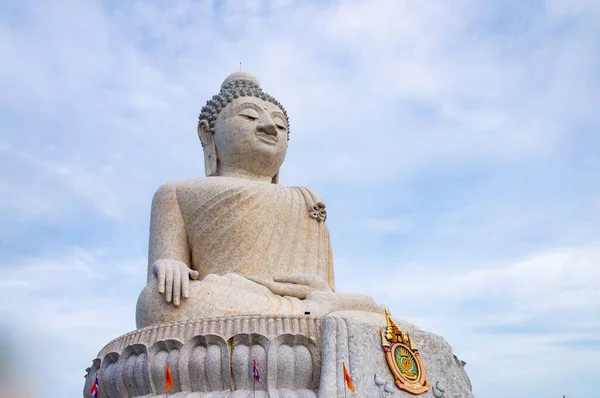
[177,177,334,286]
[136,177,339,328]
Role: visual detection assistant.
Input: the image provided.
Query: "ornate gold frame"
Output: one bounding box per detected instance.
[380,310,429,395]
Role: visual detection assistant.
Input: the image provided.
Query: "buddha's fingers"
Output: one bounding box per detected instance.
[165,265,174,303]
[182,273,190,300]
[274,274,331,291]
[248,276,310,299]
[155,263,166,295]
[268,283,310,298]
[278,284,311,299]
[273,275,311,285]
[246,276,270,289]
[182,269,198,299]
[173,263,181,307]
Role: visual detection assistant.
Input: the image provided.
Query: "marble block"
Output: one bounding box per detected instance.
[85,314,322,397]
[84,312,473,398]
[318,311,474,398]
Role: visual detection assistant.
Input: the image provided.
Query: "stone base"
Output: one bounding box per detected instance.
[84,313,473,397]
[319,311,473,398]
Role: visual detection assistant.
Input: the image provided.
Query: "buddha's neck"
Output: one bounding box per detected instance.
[216,166,274,183]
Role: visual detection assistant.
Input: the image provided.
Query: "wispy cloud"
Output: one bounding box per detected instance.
[1,0,598,397]
[337,246,600,397]
[0,247,144,396]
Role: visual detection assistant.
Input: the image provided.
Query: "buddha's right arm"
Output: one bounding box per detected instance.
[147,182,192,282]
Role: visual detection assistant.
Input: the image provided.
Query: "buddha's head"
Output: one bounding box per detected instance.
[198,72,290,183]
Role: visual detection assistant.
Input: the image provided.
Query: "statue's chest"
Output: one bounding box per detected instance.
[175,180,328,276]
[177,183,304,236]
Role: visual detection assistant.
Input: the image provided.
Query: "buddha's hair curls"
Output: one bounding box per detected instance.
[198,78,290,140]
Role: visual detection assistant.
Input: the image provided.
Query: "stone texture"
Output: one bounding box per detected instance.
[87,315,322,397]
[84,72,475,397]
[318,311,473,398]
[135,91,384,328]
[98,315,323,359]
[86,312,473,397]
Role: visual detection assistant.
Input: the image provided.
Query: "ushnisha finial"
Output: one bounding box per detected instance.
[220,71,260,90]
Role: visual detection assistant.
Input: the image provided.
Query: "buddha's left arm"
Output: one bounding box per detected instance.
[147,182,192,282]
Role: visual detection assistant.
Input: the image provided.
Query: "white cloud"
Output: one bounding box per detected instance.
[4,0,597,203]
[387,248,599,307]
[363,217,414,234]
[0,0,599,397]
[337,247,600,397]
[0,248,145,397]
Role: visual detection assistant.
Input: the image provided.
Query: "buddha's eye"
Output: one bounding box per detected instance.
[273,117,287,131]
[239,109,259,120]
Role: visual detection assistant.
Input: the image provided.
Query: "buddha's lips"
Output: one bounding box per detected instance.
[256,131,278,144]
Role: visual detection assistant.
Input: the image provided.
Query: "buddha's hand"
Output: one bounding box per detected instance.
[248,274,333,299]
[152,259,199,307]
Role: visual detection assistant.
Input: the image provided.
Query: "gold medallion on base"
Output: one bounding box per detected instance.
[381,310,429,395]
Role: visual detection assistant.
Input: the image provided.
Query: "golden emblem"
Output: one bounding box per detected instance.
[380,310,429,395]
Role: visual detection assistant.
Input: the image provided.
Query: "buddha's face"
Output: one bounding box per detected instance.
[212,96,288,179]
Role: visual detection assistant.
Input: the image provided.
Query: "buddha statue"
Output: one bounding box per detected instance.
[84,72,474,398]
[135,72,382,329]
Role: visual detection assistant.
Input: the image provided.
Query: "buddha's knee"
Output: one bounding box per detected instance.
[135,280,172,328]
[135,279,233,328]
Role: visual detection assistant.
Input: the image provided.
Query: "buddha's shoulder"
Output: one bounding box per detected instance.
[153,177,282,197]
[153,177,223,196]
[153,178,324,202]
[289,185,325,205]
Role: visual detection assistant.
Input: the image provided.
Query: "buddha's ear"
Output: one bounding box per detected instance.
[198,120,217,176]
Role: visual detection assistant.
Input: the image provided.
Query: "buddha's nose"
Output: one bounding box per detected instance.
[257,115,278,136]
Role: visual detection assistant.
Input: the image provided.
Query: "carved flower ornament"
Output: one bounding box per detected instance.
[309,202,327,222]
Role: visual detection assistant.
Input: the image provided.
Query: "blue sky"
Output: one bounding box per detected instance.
[1,0,599,397]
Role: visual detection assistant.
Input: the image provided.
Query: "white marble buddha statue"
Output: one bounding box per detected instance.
[135,72,381,328]
[86,72,474,398]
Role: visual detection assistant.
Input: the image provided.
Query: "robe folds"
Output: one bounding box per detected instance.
[136,177,383,329]
[136,177,341,328]
[176,177,335,288]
